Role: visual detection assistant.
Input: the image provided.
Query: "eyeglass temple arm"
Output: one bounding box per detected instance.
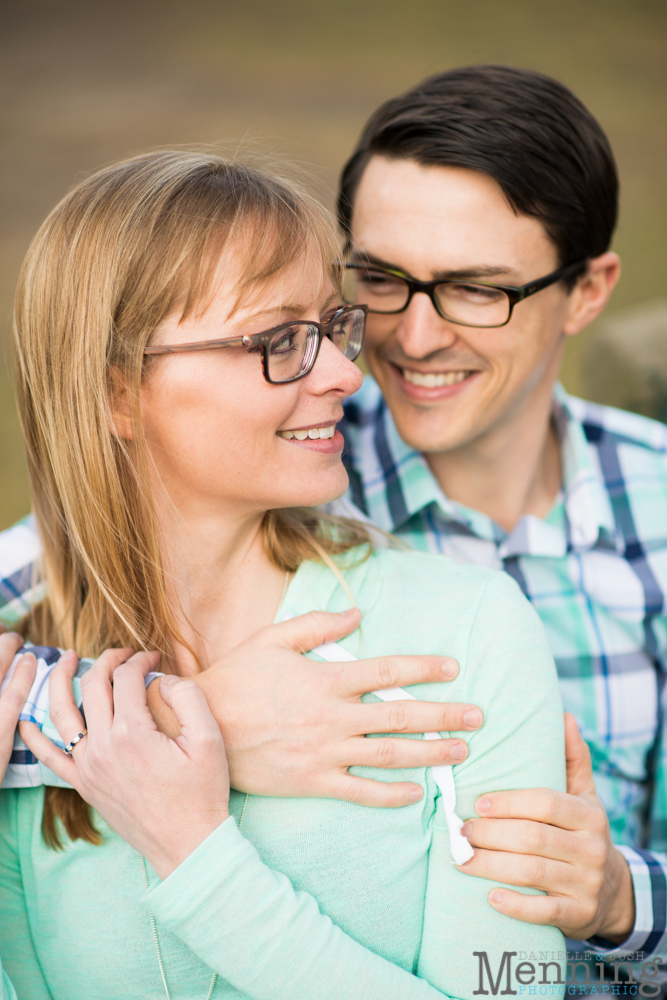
[144,337,247,356]
[518,261,587,300]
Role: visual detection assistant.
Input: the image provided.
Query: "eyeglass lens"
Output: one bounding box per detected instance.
[343,267,512,328]
[266,309,365,383]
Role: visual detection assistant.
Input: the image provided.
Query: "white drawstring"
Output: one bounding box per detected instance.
[312,641,474,864]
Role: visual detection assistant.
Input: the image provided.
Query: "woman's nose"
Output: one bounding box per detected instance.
[308,334,363,395]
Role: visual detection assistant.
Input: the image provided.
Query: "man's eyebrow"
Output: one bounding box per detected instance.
[351,251,516,282]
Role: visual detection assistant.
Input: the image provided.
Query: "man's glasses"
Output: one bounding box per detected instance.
[144,305,367,385]
[342,261,586,329]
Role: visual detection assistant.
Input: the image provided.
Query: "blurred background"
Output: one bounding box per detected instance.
[1,0,666,529]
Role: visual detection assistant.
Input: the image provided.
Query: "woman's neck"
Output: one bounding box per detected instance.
[155,500,288,676]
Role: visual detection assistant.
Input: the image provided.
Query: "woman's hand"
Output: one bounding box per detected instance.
[20,649,230,880]
[0,631,36,780]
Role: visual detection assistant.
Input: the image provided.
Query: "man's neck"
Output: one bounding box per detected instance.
[425,384,563,534]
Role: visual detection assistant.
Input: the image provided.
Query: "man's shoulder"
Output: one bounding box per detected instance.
[0,515,42,628]
[353,544,522,610]
[0,515,41,578]
[567,393,667,457]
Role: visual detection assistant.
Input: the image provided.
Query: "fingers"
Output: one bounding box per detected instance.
[455,846,573,892]
[474,787,592,832]
[0,632,26,686]
[19,720,79,785]
[564,711,596,798]
[271,608,362,653]
[460,816,575,863]
[48,651,87,750]
[348,734,469,768]
[158,676,224,753]
[354,699,482,736]
[487,886,569,928]
[325,771,425,808]
[110,652,160,728]
[341,655,459,698]
[0,651,37,768]
[79,648,135,732]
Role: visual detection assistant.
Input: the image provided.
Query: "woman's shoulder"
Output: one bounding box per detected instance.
[300,545,537,667]
[350,544,525,613]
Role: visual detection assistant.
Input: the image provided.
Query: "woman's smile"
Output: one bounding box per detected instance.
[277,420,343,453]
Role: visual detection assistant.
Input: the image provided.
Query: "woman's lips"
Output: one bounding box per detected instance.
[277,428,344,453]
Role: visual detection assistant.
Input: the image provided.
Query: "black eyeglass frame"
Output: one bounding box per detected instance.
[342,260,587,328]
[144,304,368,384]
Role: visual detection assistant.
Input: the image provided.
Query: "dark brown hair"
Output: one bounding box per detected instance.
[338,65,618,284]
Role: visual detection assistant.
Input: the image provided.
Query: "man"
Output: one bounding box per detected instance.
[1,64,665,973]
[335,65,667,971]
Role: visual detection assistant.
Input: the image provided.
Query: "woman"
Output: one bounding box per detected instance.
[0,151,565,999]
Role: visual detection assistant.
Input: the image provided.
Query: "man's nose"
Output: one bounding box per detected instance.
[394,292,459,359]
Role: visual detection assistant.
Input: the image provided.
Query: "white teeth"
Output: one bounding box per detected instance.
[402,369,469,387]
[279,425,336,441]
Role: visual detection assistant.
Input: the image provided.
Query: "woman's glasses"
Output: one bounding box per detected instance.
[342,261,586,329]
[144,305,367,384]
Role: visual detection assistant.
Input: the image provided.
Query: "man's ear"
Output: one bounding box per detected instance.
[562,251,621,338]
[108,366,134,441]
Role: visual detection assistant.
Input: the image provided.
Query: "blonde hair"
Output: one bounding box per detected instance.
[14,150,370,846]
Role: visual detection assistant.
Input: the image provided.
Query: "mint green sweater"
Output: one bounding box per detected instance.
[0,548,566,999]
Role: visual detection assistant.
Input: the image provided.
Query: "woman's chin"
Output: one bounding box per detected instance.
[271,470,350,510]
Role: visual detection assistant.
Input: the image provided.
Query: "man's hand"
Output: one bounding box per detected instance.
[456,712,635,942]
[147,607,484,808]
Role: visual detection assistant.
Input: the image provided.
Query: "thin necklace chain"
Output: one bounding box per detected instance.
[139,571,271,999]
[141,795,250,999]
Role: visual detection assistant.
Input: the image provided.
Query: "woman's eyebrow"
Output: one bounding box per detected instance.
[351,251,516,281]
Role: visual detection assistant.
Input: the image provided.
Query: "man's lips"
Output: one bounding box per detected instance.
[389,363,480,399]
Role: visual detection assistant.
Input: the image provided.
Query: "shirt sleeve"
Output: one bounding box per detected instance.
[579,847,667,978]
[142,571,567,1000]
[0,790,51,999]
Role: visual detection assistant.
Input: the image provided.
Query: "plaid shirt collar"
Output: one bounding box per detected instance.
[344,379,617,559]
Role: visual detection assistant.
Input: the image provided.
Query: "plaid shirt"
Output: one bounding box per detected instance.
[337,377,667,967]
[1,380,666,967]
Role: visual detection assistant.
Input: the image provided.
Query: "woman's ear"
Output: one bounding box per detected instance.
[108,366,134,441]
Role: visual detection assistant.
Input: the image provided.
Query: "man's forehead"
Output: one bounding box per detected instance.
[350,155,558,276]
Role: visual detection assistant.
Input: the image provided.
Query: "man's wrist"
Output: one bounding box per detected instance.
[596,848,636,943]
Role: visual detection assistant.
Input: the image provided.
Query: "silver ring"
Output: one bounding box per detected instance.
[63,731,87,755]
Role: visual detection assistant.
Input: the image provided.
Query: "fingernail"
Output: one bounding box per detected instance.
[409,788,423,802]
[476,796,491,814]
[57,649,76,662]
[460,822,472,837]
[6,632,23,642]
[440,659,458,679]
[463,709,483,729]
[340,607,360,618]
[490,890,504,904]
[160,674,179,686]
[450,742,468,761]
